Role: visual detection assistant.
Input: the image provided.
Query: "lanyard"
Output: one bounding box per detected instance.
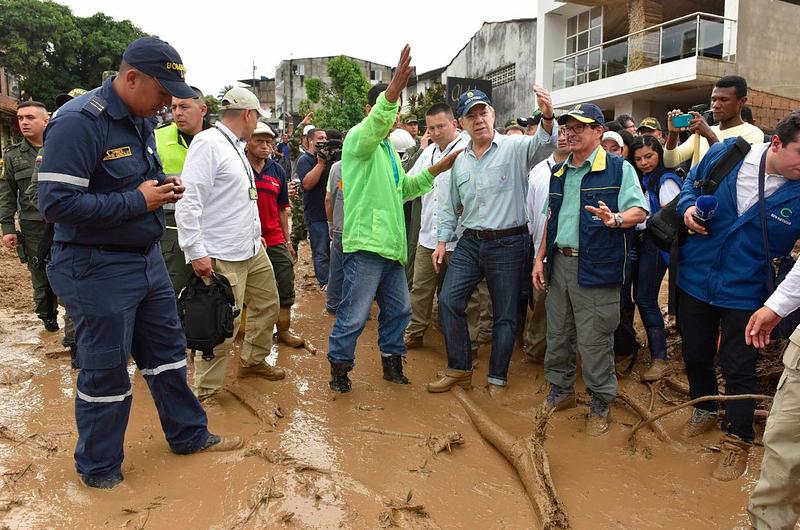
[382,140,400,187]
[429,137,464,166]
[215,124,257,197]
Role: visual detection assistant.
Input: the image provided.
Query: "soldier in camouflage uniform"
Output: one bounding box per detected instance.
[0,102,58,331]
[289,113,314,254]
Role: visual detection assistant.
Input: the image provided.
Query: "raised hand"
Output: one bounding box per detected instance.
[385,45,413,103]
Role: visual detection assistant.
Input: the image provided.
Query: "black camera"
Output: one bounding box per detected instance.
[315,139,343,162]
[690,104,714,126]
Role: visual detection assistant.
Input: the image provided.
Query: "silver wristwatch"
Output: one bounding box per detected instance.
[613,213,624,228]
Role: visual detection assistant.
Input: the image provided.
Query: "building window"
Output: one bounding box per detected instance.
[486,64,516,87]
[370,69,382,82]
[565,7,602,87]
[292,63,305,76]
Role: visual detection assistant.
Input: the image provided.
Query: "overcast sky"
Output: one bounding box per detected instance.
[60,0,538,97]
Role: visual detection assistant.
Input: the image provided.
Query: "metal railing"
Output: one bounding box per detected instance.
[553,12,737,90]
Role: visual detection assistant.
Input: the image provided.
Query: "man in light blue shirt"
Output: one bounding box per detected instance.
[426,88,556,395]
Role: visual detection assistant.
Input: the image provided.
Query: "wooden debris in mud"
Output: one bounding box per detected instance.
[452,387,569,530]
[303,340,320,356]
[0,499,22,512]
[242,443,296,465]
[616,392,671,443]
[664,377,690,396]
[230,476,284,529]
[379,491,441,529]
[628,393,773,440]
[2,463,32,488]
[0,425,58,453]
[225,381,283,429]
[357,425,464,455]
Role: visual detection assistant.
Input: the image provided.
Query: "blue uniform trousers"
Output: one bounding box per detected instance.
[47,242,210,481]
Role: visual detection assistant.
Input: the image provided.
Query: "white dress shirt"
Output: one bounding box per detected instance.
[176,121,261,261]
[736,143,786,215]
[411,132,468,251]
[765,256,800,318]
[526,154,556,257]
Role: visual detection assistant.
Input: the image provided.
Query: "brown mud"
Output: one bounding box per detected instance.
[0,244,778,529]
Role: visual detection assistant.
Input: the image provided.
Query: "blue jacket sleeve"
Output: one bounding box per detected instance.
[37,112,147,227]
[676,141,730,217]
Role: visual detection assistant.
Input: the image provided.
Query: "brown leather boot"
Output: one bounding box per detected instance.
[712,434,752,481]
[198,434,244,453]
[426,369,472,393]
[276,307,304,348]
[641,358,671,382]
[237,362,286,381]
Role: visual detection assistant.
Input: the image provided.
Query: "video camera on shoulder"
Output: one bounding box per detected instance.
[690,104,714,126]
[315,138,343,163]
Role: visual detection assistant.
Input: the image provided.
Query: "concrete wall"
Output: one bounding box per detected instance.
[443,19,538,127]
[736,0,800,100]
[274,57,393,120]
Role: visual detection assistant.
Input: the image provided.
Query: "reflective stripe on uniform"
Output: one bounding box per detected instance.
[38,172,90,188]
[140,358,187,376]
[77,388,132,403]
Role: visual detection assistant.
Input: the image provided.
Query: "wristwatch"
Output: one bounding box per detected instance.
[613,213,624,228]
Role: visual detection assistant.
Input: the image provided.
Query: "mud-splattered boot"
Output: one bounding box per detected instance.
[381,355,409,384]
[712,434,752,481]
[276,307,305,348]
[329,362,352,393]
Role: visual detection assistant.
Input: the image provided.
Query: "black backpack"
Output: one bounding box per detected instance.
[646,137,752,251]
[177,273,239,361]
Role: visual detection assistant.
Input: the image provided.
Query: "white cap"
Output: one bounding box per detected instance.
[302,124,316,136]
[389,128,416,153]
[252,121,276,137]
[220,87,268,118]
[602,131,624,149]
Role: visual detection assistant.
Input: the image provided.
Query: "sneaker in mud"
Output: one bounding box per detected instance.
[544,384,576,412]
[681,408,718,439]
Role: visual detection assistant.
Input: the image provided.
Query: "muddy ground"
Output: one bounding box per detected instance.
[0,243,781,529]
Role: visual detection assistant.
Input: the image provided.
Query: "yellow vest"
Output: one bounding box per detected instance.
[155,123,189,177]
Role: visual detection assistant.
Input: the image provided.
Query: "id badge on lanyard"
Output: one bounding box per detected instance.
[249,187,258,201]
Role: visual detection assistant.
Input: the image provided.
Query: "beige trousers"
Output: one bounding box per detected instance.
[748,328,800,530]
[192,246,280,397]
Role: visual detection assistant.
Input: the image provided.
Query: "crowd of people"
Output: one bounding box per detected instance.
[1,36,799,529]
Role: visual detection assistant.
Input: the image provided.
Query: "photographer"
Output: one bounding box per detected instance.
[664,76,764,168]
[296,128,333,289]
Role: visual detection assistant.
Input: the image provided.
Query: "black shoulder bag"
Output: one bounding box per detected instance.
[177,273,239,360]
[757,148,800,340]
[647,137,752,251]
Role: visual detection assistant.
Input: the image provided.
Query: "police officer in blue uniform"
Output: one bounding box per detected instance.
[37,37,241,489]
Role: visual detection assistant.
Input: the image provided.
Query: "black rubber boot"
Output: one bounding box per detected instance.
[329,362,352,393]
[381,356,409,384]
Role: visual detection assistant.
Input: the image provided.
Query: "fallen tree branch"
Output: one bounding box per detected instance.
[0,426,58,453]
[452,387,569,530]
[628,394,773,440]
[616,392,670,443]
[225,382,283,429]
[358,426,464,454]
[664,377,690,396]
[303,340,320,356]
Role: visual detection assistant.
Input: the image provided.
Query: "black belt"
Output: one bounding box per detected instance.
[64,242,156,254]
[465,225,528,240]
[555,246,579,257]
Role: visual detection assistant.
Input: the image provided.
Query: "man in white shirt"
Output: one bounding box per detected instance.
[664,76,764,168]
[523,126,569,361]
[176,87,283,400]
[404,104,477,350]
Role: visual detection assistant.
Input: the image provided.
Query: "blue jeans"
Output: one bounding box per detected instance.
[307,219,330,286]
[439,231,530,385]
[326,231,344,312]
[327,251,411,366]
[634,233,668,358]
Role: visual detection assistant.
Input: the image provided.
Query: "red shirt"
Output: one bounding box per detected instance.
[253,159,290,247]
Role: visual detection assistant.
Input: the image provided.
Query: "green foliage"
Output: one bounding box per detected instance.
[204,95,220,115]
[407,82,446,125]
[311,56,370,132]
[218,85,233,99]
[0,0,145,106]
[297,99,314,118]
[304,78,323,104]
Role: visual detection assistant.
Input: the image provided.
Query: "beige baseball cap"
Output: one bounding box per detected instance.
[252,121,276,137]
[220,87,268,118]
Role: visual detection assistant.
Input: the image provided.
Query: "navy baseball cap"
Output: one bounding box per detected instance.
[122,37,194,99]
[457,89,491,117]
[557,103,605,126]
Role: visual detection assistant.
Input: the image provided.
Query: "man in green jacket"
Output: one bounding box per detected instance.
[1,101,58,332]
[327,45,461,392]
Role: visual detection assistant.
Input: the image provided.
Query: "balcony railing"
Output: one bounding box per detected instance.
[552,12,736,90]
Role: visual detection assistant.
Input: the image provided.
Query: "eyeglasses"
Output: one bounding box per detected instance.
[562,123,597,135]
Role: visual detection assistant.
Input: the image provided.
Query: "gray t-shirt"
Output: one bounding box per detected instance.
[326,160,344,234]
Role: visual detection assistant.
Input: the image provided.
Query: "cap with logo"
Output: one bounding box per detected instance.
[55,88,87,108]
[219,87,269,119]
[122,36,194,99]
[457,89,492,117]
[252,121,276,137]
[637,117,662,131]
[601,131,624,148]
[557,103,605,126]
[402,114,418,125]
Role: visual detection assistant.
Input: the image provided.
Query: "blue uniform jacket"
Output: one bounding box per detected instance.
[38,77,165,247]
[677,138,800,310]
